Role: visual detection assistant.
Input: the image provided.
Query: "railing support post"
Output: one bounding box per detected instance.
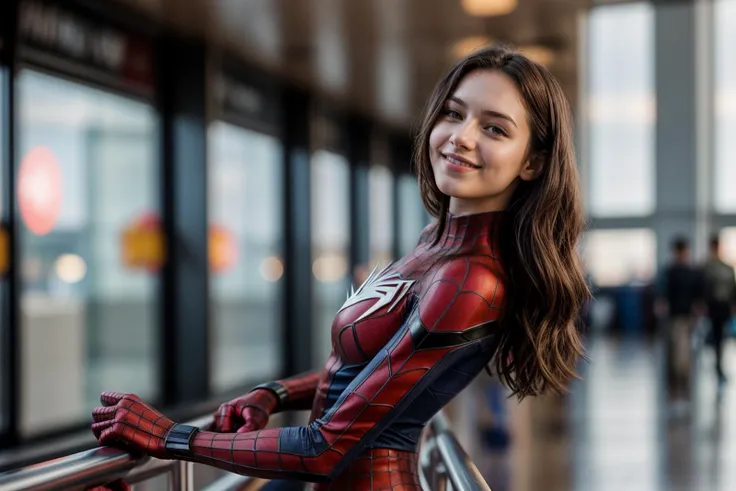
[170,461,194,491]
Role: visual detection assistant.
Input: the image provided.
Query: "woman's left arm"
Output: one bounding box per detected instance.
[92,259,504,482]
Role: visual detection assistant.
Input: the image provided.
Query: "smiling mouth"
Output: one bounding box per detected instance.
[443,154,480,169]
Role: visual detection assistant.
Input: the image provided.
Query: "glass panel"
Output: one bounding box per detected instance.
[208,121,284,392]
[582,229,656,287]
[397,175,426,257]
[587,3,655,217]
[311,149,350,368]
[369,165,394,266]
[715,0,736,212]
[16,70,159,436]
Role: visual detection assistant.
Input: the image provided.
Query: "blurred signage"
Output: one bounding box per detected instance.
[209,224,238,273]
[0,2,7,64]
[18,0,155,96]
[0,0,18,65]
[0,226,8,276]
[218,58,281,133]
[121,217,238,273]
[121,211,165,272]
[313,111,346,154]
[18,146,63,236]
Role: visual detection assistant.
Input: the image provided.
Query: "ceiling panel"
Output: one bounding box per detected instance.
[114,0,594,129]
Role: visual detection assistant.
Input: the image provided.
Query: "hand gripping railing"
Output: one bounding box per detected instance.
[0,412,491,491]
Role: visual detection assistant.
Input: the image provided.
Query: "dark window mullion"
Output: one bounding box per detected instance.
[159,34,209,407]
[282,85,313,384]
[0,0,20,450]
[348,115,371,276]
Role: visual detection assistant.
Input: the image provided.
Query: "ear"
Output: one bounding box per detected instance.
[520,153,544,181]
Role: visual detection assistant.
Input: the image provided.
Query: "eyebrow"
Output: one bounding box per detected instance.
[448,96,517,128]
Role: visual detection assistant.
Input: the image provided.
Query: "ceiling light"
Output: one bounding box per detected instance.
[451,36,493,60]
[462,0,518,17]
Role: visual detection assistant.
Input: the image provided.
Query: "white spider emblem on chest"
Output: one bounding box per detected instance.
[338,263,415,323]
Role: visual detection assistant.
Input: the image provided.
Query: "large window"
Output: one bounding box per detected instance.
[311,149,350,367]
[582,229,657,287]
[369,165,394,267]
[587,3,655,217]
[715,0,736,213]
[397,175,427,257]
[208,121,283,393]
[16,70,159,436]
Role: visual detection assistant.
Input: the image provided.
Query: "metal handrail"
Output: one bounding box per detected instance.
[0,415,254,491]
[0,411,490,491]
[420,413,492,491]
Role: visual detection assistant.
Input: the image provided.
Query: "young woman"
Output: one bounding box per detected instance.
[90,44,590,491]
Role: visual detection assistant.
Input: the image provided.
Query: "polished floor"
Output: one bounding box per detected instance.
[464,334,736,491]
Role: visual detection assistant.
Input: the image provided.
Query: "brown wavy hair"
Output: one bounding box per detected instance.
[413,44,590,399]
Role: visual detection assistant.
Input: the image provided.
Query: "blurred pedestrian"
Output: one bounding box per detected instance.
[656,236,703,410]
[701,234,736,388]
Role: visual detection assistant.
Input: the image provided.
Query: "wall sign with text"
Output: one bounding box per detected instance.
[18,0,155,96]
[217,58,282,134]
[0,0,10,64]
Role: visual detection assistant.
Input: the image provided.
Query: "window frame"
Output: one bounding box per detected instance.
[12,64,164,440]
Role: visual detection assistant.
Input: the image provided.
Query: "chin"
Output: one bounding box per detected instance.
[434,175,475,200]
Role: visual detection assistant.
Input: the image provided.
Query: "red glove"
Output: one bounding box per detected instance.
[91,392,175,459]
[211,389,278,433]
[87,479,130,491]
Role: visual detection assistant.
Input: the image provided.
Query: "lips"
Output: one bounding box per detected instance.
[443,153,480,170]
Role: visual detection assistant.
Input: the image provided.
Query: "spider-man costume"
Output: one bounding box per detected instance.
[92,210,505,490]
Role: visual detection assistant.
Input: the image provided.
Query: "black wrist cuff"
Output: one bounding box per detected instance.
[251,381,289,410]
[164,424,199,454]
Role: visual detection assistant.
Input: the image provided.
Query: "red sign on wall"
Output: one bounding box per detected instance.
[18,146,63,236]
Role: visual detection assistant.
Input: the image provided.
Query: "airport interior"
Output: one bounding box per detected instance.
[0,0,735,489]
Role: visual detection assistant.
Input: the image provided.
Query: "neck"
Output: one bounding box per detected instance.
[435,209,503,249]
[448,199,506,216]
[448,189,515,216]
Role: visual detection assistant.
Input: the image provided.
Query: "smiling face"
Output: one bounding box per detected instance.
[429,69,537,215]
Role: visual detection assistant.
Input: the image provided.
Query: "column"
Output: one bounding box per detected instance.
[654,0,712,263]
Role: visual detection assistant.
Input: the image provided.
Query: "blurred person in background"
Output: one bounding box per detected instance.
[87,44,591,491]
[656,236,703,412]
[701,234,736,389]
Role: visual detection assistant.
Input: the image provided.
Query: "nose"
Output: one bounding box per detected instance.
[449,121,477,151]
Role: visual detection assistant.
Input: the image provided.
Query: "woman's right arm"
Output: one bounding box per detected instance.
[212,370,321,432]
[254,370,322,412]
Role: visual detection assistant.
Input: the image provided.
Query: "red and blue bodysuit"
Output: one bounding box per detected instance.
[92,211,506,491]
